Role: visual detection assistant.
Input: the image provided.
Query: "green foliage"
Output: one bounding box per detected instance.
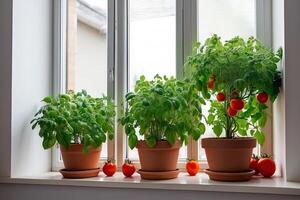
[121,75,206,149]
[31,90,115,153]
[186,35,282,142]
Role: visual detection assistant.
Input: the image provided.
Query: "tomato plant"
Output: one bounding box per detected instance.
[30,90,115,153]
[186,35,282,142]
[103,159,117,177]
[122,159,136,177]
[121,75,206,149]
[186,160,200,176]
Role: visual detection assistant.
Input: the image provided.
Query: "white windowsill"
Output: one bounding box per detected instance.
[1,172,300,196]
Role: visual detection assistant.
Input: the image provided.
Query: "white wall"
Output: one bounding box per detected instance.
[284,0,300,182]
[11,0,52,177]
[0,0,13,178]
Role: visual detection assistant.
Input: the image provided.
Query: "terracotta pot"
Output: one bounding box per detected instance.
[60,144,101,170]
[201,137,256,172]
[137,140,181,172]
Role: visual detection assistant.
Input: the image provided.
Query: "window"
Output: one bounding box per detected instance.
[53,0,272,171]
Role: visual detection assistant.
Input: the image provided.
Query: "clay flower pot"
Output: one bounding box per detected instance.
[137,140,181,172]
[202,137,256,181]
[60,144,101,170]
[201,137,256,172]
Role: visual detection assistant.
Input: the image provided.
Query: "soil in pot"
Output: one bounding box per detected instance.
[201,137,256,181]
[60,144,101,171]
[136,140,180,180]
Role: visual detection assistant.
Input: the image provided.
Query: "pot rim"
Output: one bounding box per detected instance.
[60,144,101,152]
[201,137,256,149]
[136,140,181,150]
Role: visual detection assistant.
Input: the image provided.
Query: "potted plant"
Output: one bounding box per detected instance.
[186,35,282,181]
[121,75,205,180]
[31,90,115,178]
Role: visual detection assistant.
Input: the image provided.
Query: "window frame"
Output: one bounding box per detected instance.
[52,0,273,171]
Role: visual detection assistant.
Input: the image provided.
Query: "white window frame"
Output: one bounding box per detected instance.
[52,0,272,171]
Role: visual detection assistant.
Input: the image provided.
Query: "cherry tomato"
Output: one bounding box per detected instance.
[102,159,117,177]
[216,92,226,102]
[227,106,237,117]
[186,160,200,176]
[257,158,276,178]
[230,98,244,111]
[249,155,260,175]
[122,159,136,177]
[257,92,269,104]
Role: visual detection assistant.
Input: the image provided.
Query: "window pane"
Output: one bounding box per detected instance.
[67,0,108,159]
[197,0,256,160]
[198,0,256,42]
[127,0,187,161]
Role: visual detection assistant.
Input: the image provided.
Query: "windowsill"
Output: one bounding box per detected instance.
[1,172,300,196]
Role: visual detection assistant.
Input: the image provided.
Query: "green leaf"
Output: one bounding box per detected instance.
[140,75,146,81]
[258,112,267,128]
[146,135,157,147]
[254,131,265,145]
[166,131,176,145]
[125,92,136,101]
[199,122,206,135]
[42,135,56,149]
[238,129,247,136]
[213,124,223,137]
[192,128,201,140]
[207,114,215,124]
[42,96,53,103]
[128,134,138,149]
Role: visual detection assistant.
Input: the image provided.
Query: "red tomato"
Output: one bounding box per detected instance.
[249,156,260,175]
[257,158,276,178]
[230,98,244,111]
[257,92,269,104]
[207,78,215,90]
[216,92,226,102]
[122,159,136,177]
[227,106,237,117]
[186,160,200,176]
[103,160,117,177]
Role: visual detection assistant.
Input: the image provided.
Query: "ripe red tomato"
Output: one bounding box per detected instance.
[257,92,269,104]
[216,92,226,102]
[230,98,244,111]
[186,160,200,176]
[207,78,215,90]
[122,159,136,177]
[249,155,260,175]
[103,160,117,177]
[257,158,276,178]
[227,106,237,117]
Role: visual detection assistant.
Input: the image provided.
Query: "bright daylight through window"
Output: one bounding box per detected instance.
[51,0,271,172]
